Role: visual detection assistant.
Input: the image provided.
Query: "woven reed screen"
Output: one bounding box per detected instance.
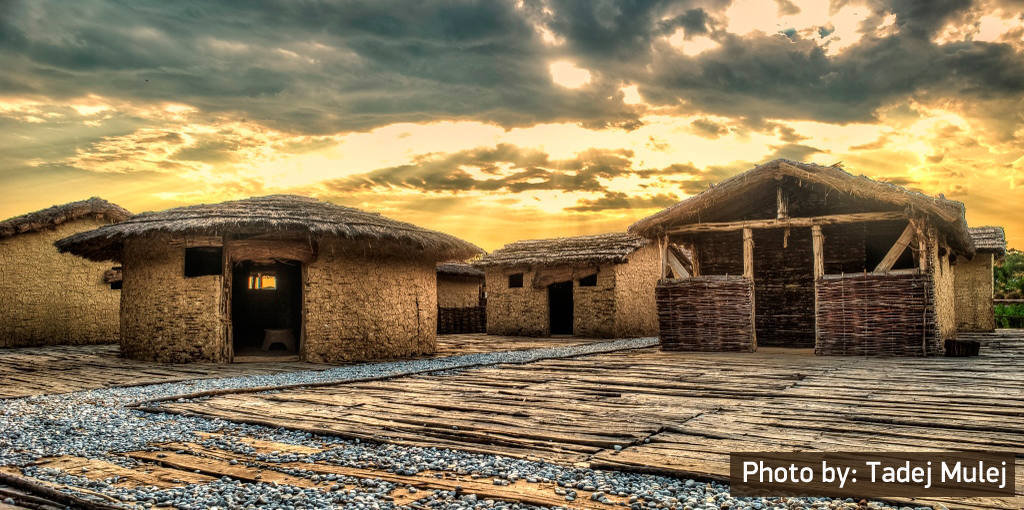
[657,276,755,351]
[437,306,486,334]
[815,273,941,356]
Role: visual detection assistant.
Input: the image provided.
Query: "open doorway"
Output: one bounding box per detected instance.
[231,260,302,359]
[548,280,574,335]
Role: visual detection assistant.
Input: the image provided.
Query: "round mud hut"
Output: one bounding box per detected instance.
[55,195,483,363]
[1,198,130,347]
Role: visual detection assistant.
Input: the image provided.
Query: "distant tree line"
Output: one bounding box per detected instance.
[994,249,1024,328]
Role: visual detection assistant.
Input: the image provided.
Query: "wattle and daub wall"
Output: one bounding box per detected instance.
[954,254,995,332]
[661,222,956,355]
[436,275,485,334]
[120,236,436,363]
[0,219,120,347]
[484,243,659,338]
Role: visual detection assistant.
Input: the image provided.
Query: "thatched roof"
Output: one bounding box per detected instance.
[437,262,485,278]
[969,226,1006,255]
[0,197,130,240]
[55,194,483,262]
[629,159,974,255]
[474,232,648,268]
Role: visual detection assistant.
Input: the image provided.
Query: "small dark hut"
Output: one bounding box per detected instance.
[436,263,486,334]
[954,226,1006,332]
[474,232,660,338]
[0,198,130,347]
[55,195,482,363]
[629,159,974,356]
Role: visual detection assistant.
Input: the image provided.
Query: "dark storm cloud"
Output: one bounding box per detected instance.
[766,143,824,161]
[1,0,1022,137]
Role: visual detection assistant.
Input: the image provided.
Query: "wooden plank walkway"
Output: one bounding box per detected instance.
[0,335,596,399]
[158,330,1024,509]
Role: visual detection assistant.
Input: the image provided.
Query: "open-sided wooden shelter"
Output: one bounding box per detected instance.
[436,262,486,334]
[629,159,974,356]
[474,233,660,338]
[0,198,130,347]
[56,195,482,363]
[955,226,1006,332]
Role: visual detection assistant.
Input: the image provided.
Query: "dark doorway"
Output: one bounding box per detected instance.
[231,260,302,357]
[548,280,574,335]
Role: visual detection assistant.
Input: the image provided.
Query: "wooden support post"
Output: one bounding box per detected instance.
[812,225,824,350]
[811,225,824,280]
[776,186,788,219]
[742,228,754,278]
[873,223,915,273]
[660,235,668,279]
[911,219,928,271]
[689,243,701,276]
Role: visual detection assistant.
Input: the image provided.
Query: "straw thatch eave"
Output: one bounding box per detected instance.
[968,226,1006,256]
[54,194,483,262]
[437,262,485,278]
[0,197,130,240]
[628,159,974,256]
[474,232,648,269]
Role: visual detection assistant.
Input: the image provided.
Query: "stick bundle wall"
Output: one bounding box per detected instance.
[815,273,940,356]
[437,306,486,334]
[657,276,754,351]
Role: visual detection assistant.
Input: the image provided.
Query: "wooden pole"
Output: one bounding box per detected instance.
[689,243,701,276]
[873,223,915,273]
[776,186,788,219]
[812,225,824,350]
[660,235,668,279]
[743,228,754,278]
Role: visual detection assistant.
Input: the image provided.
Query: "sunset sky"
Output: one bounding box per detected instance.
[1,0,1022,251]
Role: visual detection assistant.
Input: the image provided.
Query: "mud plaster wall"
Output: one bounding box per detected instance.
[572,265,617,337]
[613,243,660,337]
[437,276,482,308]
[0,219,121,347]
[302,240,436,363]
[485,268,548,336]
[927,228,957,341]
[954,254,995,332]
[121,235,227,362]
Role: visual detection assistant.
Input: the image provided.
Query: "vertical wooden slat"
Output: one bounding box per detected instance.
[742,228,754,278]
[776,186,788,219]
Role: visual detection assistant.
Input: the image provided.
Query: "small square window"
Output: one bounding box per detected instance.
[508,273,523,288]
[578,274,597,287]
[248,272,277,290]
[109,281,123,290]
[184,247,222,277]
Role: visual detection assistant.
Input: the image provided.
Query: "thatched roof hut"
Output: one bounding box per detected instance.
[57,194,479,262]
[436,263,486,335]
[968,226,1006,255]
[56,195,483,364]
[956,226,1007,332]
[630,159,973,356]
[1,198,128,347]
[474,233,659,338]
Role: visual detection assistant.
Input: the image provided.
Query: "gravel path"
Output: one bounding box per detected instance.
[0,338,924,510]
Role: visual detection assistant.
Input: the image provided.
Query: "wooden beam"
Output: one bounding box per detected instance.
[667,211,905,235]
[665,246,690,278]
[742,228,754,279]
[873,224,915,273]
[776,186,788,220]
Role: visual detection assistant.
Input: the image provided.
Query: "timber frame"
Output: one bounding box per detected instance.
[632,159,974,356]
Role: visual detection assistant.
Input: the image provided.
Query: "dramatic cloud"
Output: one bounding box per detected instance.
[0,0,1022,249]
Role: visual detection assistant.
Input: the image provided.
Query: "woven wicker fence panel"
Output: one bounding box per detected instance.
[657,276,754,352]
[815,273,940,356]
[438,306,486,334]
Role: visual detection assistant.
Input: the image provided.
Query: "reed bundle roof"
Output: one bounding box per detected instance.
[968,226,1006,255]
[629,159,974,255]
[474,232,648,268]
[437,262,485,278]
[0,197,130,239]
[55,194,483,262]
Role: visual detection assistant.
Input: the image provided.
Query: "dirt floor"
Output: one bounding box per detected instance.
[154,330,1024,510]
[0,334,592,399]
